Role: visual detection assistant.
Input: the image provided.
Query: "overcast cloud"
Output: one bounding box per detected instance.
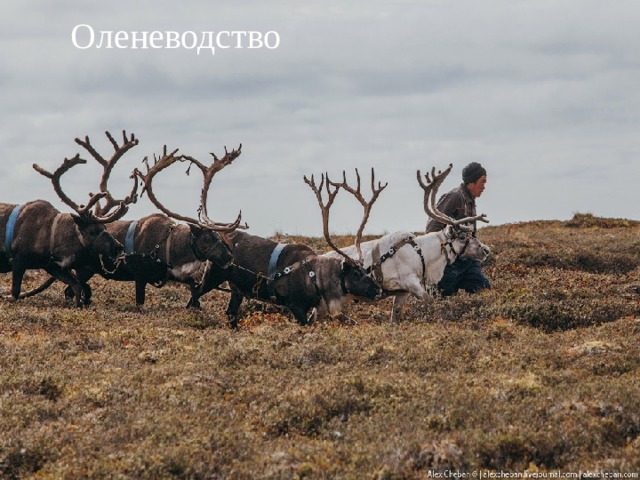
[1,1,638,237]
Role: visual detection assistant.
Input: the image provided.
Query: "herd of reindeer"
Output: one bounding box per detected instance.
[0,131,491,328]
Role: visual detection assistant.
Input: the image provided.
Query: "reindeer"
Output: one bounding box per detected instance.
[188,168,386,329]
[323,164,491,322]
[0,131,138,307]
[89,144,244,306]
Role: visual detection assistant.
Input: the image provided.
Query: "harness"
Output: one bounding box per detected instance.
[370,235,426,285]
[268,243,286,279]
[4,204,24,261]
[440,232,471,266]
[124,220,139,254]
[263,243,320,301]
[108,220,171,284]
[49,213,64,259]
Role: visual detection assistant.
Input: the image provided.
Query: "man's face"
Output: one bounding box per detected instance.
[467,175,487,198]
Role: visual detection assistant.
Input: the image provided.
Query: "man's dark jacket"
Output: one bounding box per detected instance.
[425,183,477,233]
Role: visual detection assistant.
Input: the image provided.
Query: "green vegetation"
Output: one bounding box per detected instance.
[1,214,639,478]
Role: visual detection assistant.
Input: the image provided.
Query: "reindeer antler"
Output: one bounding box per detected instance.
[304,168,387,265]
[33,131,139,222]
[330,168,387,263]
[73,130,140,222]
[134,144,246,232]
[417,164,488,230]
[33,156,107,217]
[179,144,245,232]
[303,172,352,263]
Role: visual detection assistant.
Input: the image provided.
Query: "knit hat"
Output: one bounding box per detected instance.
[462,162,486,185]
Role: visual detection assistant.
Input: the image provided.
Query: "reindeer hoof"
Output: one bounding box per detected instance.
[227,315,239,330]
[186,299,201,309]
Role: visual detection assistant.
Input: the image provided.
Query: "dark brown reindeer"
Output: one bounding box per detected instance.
[91,144,243,306]
[190,168,385,329]
[0,131,138,306]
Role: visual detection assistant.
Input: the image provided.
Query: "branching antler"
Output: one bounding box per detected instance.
[179,144,245,231]
[303,172,352,263]
[134,144,246,232]
[33,130,139,222]
[75,130,139,221]
[33,156,107,217]
[304,168,387,265]
[330,168,387,262]
[417,164,488,230]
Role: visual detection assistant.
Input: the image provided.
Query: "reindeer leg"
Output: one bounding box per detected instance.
[73,267,94,306]
[305,300,328,326]
[292,306,311,326]
[186,296,198,309]
[135,280,147,306]
[68,280,85,308]
[64,285,75,302]
[226,289,244,329]
[45,267,85,307]
[186,282,201,309]
[81,283,93,306]
[391,293,410,322]
[390,279,433,322]
[10,258,26,300]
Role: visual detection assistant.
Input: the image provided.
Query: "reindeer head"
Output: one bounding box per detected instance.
[340,260,380,299]
[188,223,233,268]
[71,214,124,259]
[441,225,491,262]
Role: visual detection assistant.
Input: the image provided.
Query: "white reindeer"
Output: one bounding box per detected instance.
[323,164,490,322]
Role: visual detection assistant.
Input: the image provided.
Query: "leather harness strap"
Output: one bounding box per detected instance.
[124,220,139,254]
[268,243,287,279]
[264,242,320,302]
[266,243,286,300]
[440,234,470,266]
[4,204,24,261]
[165,227,173,265]
[49,213,64,257]
[370,236,426,284]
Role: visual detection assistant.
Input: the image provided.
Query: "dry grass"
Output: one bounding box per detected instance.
[1,214,639,478]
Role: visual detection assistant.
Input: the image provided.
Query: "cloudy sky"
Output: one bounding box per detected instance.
[1,1,638,237]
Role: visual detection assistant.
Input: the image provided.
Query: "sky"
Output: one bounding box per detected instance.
[1,1,638,237]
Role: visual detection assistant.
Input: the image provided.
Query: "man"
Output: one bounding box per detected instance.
[425,162,491,296]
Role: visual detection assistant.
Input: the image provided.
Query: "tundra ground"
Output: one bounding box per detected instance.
[1,214,639,478]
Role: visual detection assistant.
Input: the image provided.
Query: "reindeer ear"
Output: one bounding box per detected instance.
[71,213,88,227]
[342,261,355,272]
[189,223,203,237]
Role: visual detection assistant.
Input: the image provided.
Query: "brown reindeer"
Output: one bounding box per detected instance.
[90,144,244,306]
[190,168,386,329]
[0,131,138,306]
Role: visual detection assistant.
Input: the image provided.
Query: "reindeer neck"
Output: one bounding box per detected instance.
[164,224,196,264]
